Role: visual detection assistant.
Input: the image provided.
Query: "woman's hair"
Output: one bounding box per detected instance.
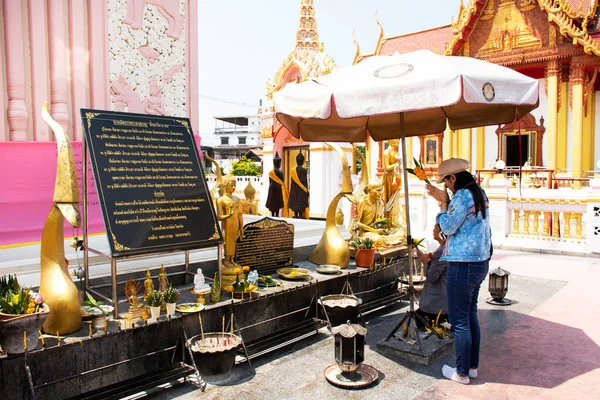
[453,171,487,219]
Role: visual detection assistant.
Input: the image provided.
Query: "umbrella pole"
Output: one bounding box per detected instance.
[385,114,443,345]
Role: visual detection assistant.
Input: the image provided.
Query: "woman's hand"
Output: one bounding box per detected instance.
[426,183,449,204]
[415,249,429,264]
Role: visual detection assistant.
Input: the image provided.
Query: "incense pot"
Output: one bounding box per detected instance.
[38,102,82,335]
[189,333,241,376]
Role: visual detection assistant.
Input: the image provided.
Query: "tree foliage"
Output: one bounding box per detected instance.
[231,156,261,176]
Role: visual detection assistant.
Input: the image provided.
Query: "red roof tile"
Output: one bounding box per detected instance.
[379,25,453,56]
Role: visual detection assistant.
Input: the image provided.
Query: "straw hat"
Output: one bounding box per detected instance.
[436,158,471,183]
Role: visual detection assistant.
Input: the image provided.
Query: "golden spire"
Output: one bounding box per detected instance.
[296,0,320,48]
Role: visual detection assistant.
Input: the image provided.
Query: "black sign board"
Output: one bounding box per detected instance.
[81,109,222,257]
[235,217,294,271]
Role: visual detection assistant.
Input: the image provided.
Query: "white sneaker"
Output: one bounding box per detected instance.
[469,369,478,379]
[442,365,470,385]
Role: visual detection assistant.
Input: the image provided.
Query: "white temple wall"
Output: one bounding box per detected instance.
[484,125,497,167]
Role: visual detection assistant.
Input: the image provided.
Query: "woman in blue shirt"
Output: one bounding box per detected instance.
[426,158,491,385]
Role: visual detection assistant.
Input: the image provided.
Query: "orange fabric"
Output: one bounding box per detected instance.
[269,170,289,217]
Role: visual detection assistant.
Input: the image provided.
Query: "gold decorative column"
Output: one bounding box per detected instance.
[512,210,520,234]
[543,212,550,237]
[475,127,485,170]
[557,64,569,172]
[532,211,540,236]
[574,213,583,239]
[552,212,560,238]
[583,70,596,173]
[570,63,585,188]
[563,212,571,238]
[523,211,531,235]
[545,60,559,171]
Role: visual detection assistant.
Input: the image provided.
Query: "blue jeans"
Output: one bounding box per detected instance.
[446,261,489,377]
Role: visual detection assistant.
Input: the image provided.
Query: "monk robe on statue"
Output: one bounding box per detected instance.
[265,152,289,217]
[288,151,309,219]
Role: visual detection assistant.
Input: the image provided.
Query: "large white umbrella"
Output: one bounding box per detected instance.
[275,49,539,142]
[274,49,539,343]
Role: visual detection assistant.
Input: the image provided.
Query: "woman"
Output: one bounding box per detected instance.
[415,224,448,329]
[426,158,491,385]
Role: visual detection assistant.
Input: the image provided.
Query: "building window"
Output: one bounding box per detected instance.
[221,137,229,145]
[239,137,246,145]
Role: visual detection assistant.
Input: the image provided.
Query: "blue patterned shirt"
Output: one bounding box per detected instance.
[435,187,491,262]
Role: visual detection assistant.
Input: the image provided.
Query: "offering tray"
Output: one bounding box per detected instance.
[175,303,205,313]
[324,363,378,389]
[316,265,342,275]
[277,267,311,280]
[256,276,282,287]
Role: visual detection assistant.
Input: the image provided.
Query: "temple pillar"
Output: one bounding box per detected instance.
[461,128,472,165]
[557,64,569,172]
[475,126,485,170]
[583,85,595,173]
[405,137,413,167]
[3,0,30,140]
[68,1,89,141]
[443,126,453,160]
[48,0,70,133]
[545,60,559,171]
[88,0,109,109]
[452,129,460,158]
[28,0,51,141]
[570,63,585,188]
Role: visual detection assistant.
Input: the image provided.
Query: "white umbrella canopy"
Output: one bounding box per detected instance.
[274,49,539,142]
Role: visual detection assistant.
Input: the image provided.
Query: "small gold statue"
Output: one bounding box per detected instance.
[157,264,169,293]
[243,181,258,215]
[125,277,144,320]
[143,269,154,300]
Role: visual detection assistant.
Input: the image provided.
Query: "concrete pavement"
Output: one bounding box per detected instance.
[130,249,600,400]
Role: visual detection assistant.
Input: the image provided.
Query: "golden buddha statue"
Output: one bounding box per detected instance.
[157,264,168,293]
[242,181,258,215]
[144,269,154,300]
[382,139,402,225]
[354,181,406,249]
[217,174,244,284]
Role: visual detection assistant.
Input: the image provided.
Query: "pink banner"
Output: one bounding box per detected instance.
[0,137,203,247]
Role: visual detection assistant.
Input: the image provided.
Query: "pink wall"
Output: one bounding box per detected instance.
[0,1,199,141]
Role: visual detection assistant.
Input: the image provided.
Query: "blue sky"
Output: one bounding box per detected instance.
[198,0,462,143]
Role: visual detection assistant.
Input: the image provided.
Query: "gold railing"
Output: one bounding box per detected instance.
[510,210,584,240]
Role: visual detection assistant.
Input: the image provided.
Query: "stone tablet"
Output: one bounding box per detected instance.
[81,109,222,257]
[235,217,294,271]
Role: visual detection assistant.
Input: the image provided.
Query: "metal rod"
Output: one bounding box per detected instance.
[86,247,112,258]
[87,288,112,304]
[399,113,415,312]
[217,244,223,288]
[111,258,118,318]
[185,250,190,276]
[83,136,89,290]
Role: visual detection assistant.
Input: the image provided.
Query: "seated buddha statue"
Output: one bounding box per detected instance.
[353,181,406,249]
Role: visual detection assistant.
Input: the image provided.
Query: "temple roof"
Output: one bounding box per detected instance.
[378,25,452,56]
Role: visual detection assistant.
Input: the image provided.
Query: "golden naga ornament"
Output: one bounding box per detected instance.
[39,101,82,335]
[308,143,356,268]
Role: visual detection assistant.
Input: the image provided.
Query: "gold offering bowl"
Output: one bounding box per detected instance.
[191,287,211,304]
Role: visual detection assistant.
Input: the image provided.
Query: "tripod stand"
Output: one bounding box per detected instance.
[385,252,444,348]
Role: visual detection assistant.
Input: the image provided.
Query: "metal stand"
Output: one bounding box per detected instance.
[180,327,207,392]
[81,137,222,319]
[229,301,254,373]
[24,346,35,399]
[384,118,443,348]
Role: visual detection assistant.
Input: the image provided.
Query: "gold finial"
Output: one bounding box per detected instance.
[296,0,319,48]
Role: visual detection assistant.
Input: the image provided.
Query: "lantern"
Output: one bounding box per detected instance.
[324,321,379,388]
[486,267,512,306]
